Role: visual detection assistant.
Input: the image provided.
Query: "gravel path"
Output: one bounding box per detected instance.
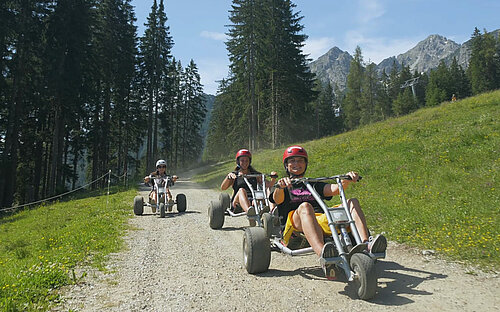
[55,173,499,311]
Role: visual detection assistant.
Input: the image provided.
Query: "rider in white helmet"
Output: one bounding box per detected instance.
[144,159,178,213]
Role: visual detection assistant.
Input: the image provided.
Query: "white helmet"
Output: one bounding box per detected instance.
[156,159,167,168]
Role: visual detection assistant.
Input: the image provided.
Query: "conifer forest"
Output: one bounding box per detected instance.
[1,0,499,208]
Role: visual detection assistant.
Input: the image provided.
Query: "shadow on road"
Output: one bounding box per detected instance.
[218,226,247,232]
[342,260,447,305]
[134,211,201,218]
[258,258,447,305]
[260,266,326,280]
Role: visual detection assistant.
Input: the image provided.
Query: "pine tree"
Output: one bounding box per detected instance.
[264,0,316,144]
[468,28,499,95]
[393,88,415,116]
[223,0,315,149]
[387,60,400,103]
[360,62,379,125]
[376,69,393,120]
[425,61,450,106]
[44,0,93,195]
[449,57,471,99]
[413,71,428,107]
[0,0,51,207]
[108,0,139,178]
[180,60,206,165]
[311,82,336,138]
[226,0,262,150]
[343,46,364,130]
[205,79,242,160]
[139,0,174,173]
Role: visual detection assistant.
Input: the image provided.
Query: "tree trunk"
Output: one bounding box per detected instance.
[153,88,158,164]
[33,138,43,201]
[146,94,153,173]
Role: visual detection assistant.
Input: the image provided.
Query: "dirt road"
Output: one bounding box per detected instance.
[55,175,499,311]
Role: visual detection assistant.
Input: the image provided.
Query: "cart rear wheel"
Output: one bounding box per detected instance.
[208,200,225,229]
[350,253,377,300]
[243,227,271,274]
[219,193,231,209]
[262,213,277,238]
[133,196,143,215]
[176,194,187,212]
[159,203,166,218]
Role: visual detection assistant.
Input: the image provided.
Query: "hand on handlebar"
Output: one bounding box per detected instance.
[344,171,361,183]
[276,177,293,189]
[227,172,237,180]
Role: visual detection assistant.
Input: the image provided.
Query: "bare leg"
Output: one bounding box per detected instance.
[292,203,325,256]
[348,198,369,242]
[232,188,252,212]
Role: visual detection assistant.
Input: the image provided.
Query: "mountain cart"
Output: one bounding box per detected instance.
[208,173,278,230]
[242,174,386,300]
[134,175,186,218]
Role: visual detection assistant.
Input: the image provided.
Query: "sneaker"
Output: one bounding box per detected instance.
[367,234,387,253]
[246,206,256,216]
[320,242,338,280]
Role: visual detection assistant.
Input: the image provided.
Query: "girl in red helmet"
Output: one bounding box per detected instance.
[221,149,277,219]
[270,145,386,279]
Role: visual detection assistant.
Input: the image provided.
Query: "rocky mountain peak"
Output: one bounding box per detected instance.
[309,28,500,92]
[378,34,460,75]
[309,46,352,90]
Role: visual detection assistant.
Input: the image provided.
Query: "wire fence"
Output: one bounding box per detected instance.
[0,170,129,214]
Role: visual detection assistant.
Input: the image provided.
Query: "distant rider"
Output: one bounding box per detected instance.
[144,159,178,213]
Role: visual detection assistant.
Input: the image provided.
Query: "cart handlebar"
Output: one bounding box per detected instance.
[273,174,362,188]
[239,173,278,179]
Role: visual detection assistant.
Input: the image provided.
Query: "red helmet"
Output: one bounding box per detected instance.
[282,145,308,164]
[283,145,308,176]
[236,149,252,166]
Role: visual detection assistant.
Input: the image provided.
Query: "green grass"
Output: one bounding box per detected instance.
[0,187,136,311]
[194,90,500,269]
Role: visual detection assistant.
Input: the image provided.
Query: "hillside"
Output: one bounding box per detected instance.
[193,90,500,268]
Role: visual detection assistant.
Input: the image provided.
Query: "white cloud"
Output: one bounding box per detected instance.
[344,30,420,64]
[357,0,386,24]
[200,31,227,41]
[197,59,230,95]
[303,37,336,60]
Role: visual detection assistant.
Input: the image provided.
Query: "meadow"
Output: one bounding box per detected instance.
[0,187,136,311]
[0,90,498,310]
[194,90,500,269]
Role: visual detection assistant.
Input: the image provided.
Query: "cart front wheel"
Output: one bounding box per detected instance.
[176,194,187,212]
[208,200,225,229]
[243,227,271,274]
[133,196,144,215]
[350,252,377,300]
[159,203,166,218]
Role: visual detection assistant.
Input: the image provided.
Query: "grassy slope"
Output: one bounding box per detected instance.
[194,90,500,268]
[0,187,136,311]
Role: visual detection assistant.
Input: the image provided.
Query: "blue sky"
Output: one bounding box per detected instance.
[131,0,499,95]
